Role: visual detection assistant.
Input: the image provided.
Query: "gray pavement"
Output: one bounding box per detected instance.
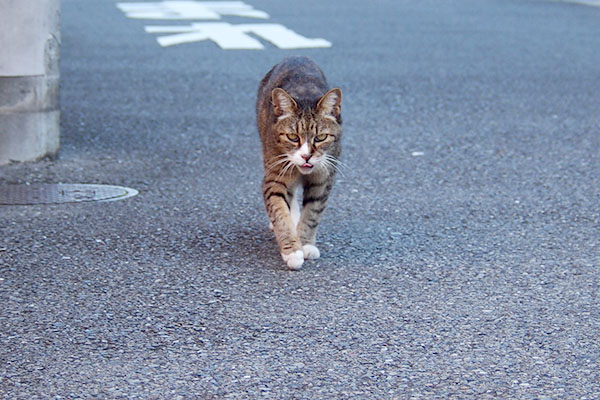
[1,0,599,398]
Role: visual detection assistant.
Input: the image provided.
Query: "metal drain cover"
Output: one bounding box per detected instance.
[0,184,138,205]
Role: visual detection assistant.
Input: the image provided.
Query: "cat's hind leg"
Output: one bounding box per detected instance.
[297,174,333,260]
[290,184,301,229]
[302,244,320,260]
[283,185,303,269]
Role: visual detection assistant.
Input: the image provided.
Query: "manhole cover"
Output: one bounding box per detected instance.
[0,184,138,205]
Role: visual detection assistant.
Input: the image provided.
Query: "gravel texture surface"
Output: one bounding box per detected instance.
[1,0,599,398]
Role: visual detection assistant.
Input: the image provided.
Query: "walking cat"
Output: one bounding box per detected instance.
[256,56,342,270]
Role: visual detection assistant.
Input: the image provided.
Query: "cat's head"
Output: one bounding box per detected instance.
[271,87,342,175]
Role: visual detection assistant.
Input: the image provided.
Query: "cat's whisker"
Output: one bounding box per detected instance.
[266,155,290,173]
[318,160,333,176]
[276,160,295,180]
[266,159,288,172]
[325,154,347,170]
[330,156,347,171]
[285,161,296,175]
[267,153,289,164]
[276,164,287,180]
[320,155,346,177]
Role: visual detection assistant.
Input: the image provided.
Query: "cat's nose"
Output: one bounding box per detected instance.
[301,153,311,161]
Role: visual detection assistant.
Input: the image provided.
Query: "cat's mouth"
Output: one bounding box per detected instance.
[298,163,314,174]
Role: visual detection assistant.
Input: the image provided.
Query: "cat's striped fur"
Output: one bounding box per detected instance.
[257,57,342,270]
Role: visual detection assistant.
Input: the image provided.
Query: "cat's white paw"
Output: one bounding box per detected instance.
[282,250,304,270]
[269,221,274,231]
[302,244,320,260]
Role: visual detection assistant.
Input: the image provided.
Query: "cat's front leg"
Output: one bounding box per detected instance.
[297,176,333,260]
[270,208,304,270]
[263,179,304,269]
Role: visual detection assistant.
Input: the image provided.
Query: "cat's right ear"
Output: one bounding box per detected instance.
[272,88,297,119]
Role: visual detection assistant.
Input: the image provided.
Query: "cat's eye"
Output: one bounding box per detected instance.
[314,134,328,143]
[286,133,300,142]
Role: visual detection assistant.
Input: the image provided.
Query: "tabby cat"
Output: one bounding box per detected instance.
[256,56,342,270]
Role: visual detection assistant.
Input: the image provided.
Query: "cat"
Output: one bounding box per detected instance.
[256,56,342,270]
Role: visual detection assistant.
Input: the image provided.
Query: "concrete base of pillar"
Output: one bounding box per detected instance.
[0,75,60,164]
[0,111,59,164]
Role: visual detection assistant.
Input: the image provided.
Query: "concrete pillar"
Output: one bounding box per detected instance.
[0,0,60,165]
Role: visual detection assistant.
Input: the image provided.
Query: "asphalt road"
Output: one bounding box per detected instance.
[1,0,599,398]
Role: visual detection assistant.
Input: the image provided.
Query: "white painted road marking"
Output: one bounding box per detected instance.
[145,23,332,49]
[244,24,331,49]
[118,1,332,50]
[560,0,600,6]
[117,1,269,20]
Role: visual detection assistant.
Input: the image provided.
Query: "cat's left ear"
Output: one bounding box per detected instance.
[272,88,297,118]
[317,88,342,120]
